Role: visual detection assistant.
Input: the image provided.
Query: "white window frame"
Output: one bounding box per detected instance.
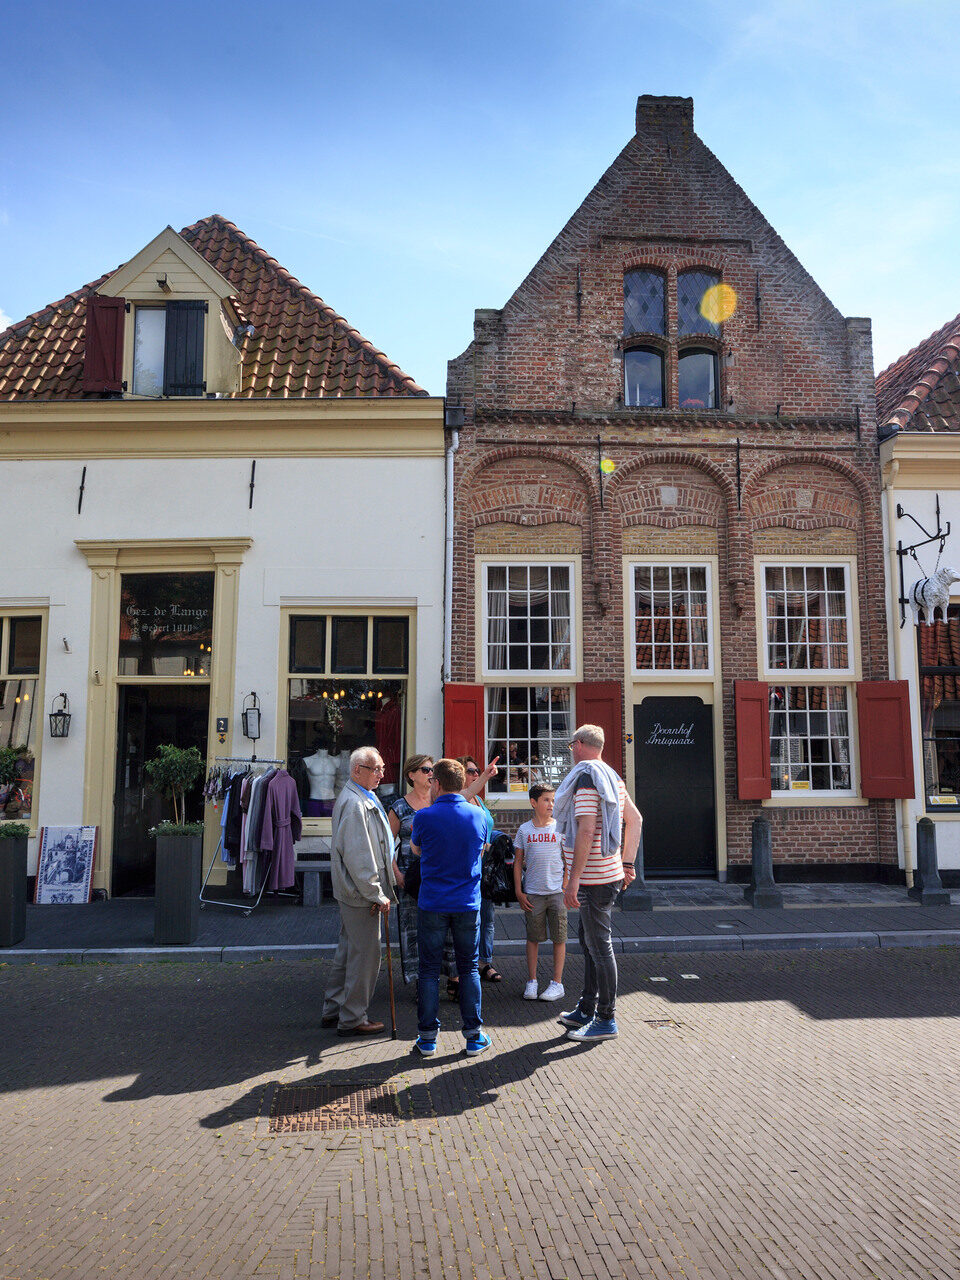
[483,683,575,797]
[480,558,579,680]
[768,682,856,799]
[132,306,167,397]
[759,560,855,680]
[756,556,862,803]
[630,559,715,678]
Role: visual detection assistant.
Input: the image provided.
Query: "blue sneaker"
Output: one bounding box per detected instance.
[464,1031,492,1057]
[567,1017,618,1042]
[414,1036,437,1058]
[557,1006,593,1029]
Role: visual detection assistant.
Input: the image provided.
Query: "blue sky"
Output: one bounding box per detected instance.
[1,0,957,395]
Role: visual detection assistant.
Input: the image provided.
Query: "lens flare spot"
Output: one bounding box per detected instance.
[600,458,616,474]
[700,283,737,325]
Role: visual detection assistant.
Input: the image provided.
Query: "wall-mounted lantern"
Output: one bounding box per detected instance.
[241,692,261,743]
[49,693,72,739]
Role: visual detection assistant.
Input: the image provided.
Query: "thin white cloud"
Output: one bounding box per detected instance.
[0,308,13,332]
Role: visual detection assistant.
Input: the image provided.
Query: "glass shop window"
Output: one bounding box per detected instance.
[919,607,960,808]
[118,573,214,677]
[0,614,43,823]
[285,614,409,815]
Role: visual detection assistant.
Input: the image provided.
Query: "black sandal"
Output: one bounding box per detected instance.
[479,964,503,983]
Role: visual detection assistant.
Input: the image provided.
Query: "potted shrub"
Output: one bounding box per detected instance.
[0,821,30,947]
[145,744,204,945]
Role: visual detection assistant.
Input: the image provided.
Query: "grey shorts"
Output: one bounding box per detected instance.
[524,892,568,944]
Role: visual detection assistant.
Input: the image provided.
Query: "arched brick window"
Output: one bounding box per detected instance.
[624,346,665,408]
[678,347,718,409]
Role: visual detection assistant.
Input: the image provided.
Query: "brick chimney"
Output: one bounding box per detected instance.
[635,95,694,143]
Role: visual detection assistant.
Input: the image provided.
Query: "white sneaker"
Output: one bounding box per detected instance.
[539,981,565,1002]
[522,980,539,1000]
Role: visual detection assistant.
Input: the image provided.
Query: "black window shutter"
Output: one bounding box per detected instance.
[163,301,206,396]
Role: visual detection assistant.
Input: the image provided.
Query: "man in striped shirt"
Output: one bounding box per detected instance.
[555,724,642,1042]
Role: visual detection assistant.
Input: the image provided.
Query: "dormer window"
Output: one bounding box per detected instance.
[83,227,238,399]
[132,301,206,397]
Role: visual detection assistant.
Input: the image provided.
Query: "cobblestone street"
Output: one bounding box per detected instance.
[2,948,959,1280]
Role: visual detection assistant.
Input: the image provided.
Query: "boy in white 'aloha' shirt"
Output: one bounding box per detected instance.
[513,785,567,1001]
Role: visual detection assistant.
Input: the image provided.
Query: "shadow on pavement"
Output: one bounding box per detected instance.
[2,949,959,1115]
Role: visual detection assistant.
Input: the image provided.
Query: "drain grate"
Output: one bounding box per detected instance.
[269,1082,410,1133]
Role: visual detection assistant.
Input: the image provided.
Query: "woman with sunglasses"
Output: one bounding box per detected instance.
[458,756,502,983]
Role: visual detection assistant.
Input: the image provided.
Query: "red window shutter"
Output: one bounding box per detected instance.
[857,681,915,799]
[82,295,125,393]
[443,684,485,761]
[735,681,771,800]
[575,682,624,778]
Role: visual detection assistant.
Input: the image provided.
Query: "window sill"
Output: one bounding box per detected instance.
[633,669,714,680]
[762,795,867,808]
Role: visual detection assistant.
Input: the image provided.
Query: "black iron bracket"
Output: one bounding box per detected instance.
[896,492,951,627]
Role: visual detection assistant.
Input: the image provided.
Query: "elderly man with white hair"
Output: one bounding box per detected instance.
[322,746,396,1036]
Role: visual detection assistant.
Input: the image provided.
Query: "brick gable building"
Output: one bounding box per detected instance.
[444,96,906,879]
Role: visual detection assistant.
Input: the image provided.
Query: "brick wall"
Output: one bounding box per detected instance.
[448,97,895,876]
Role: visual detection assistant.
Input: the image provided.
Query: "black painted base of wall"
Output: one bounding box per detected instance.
[726,863,911,886]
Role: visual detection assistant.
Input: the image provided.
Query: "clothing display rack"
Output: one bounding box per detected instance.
[199,756,290,916]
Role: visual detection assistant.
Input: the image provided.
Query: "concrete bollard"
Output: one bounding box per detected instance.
[908,818,951,906]
[744,817,783,909]
[621,832,653,912]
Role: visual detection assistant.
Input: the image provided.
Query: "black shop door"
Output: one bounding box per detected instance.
[112,685,208,897]
[633,697,716,877]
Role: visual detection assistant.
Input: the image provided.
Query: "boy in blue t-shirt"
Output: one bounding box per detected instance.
[410,758,491,1059]
[513,784,567,1002]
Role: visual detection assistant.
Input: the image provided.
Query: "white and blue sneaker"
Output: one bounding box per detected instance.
[414,1036,437,1058]
[567,1017,619,1042]
[464,1031,492,1057]
[557,1006,593,1029]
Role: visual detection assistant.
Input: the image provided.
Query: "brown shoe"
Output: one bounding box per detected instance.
[321,1013,339,1027]
[338,1020,385,1037]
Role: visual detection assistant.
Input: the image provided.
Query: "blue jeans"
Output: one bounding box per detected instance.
[479,897,495,967]
[418,908,482,1038]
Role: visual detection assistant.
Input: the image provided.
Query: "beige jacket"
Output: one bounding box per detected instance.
[329,779,396,908]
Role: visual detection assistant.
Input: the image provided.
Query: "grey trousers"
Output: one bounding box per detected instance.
[323,901,382,1029]
[577,880,623,1022]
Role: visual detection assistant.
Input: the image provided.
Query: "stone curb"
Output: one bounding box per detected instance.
[7,929,960,964]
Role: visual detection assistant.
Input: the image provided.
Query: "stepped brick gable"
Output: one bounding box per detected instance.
[447,96,895,878]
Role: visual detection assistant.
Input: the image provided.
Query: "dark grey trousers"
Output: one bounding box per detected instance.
[577,880,623,1021]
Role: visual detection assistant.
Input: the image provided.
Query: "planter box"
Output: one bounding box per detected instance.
[154,832,202,945]
[0,836,27,947]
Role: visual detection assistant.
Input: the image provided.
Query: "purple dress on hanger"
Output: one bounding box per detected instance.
[259,769,302,891]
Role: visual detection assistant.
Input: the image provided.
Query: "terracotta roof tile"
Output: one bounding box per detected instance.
[0,215,425,400]
[876,312,960,434]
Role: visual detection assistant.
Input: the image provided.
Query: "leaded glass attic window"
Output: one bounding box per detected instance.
[624,270,665,336]
[677,270,721,337]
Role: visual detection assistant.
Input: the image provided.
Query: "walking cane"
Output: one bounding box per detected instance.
[382,906,398,1040]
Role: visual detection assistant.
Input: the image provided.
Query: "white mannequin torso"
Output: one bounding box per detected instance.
[302,749,337,800]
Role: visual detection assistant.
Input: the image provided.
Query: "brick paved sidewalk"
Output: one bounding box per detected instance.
[2,950,960,1279]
